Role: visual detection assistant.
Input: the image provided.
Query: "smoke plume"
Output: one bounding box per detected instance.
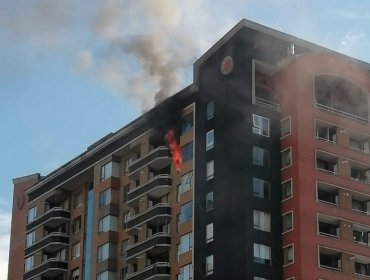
[79,0,199,111]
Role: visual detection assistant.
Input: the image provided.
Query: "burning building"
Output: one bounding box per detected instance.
[8,19,370,280]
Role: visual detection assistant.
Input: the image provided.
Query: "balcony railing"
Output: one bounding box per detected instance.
[126,262,171,280]
[26,207,70,231]
[23,258,68,280]
[25,232,69,256]
[128,146,171,179]
[255,96,280,111]
[127,175,172,206]
[126,232,171,260]
[125,203,171,232]
[315,101,368,123]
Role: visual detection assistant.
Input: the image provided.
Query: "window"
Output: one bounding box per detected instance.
[101,162,113,181]
[73,191,83,208]
[281,148,292,168]
[178,232,192,255]
[206,160,214,180]
[72,216,81,233]
[252,114,269,137]
[123,212,131,223]
[206,192,214,211]
[178,264,193,280]
[182,142,193,163]
[253,210,271,232]
[206,223,214,243]
[206,130,214,150]
[97,243,116,262]
[24,255,34,272]
[121,267,128,280]
[254,277,269,280]
[283,245,294,265]
[253,177,270,199]
[121,239,128,256]
[98,215,118,233]
[253,146,270,167]
[281,117,291,137]
[282,179,292,200]
[182,113,193,134]
[179,202,193,224]
[71,268,79,280]
[26,230,35,247]
[99,188,111,208]
[282,212,293,232]
[207,101,214,120]
[253,243,271,265]
[125,158,133,174]
[206,255,214,275]
[72,242,80,259]
[178,171,194,199]
[27,206,37,223]
[97,271,116,280]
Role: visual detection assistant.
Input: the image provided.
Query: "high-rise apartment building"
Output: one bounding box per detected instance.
[8,19,370,280]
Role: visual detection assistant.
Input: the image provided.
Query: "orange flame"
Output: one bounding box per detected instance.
[165,129,182,173]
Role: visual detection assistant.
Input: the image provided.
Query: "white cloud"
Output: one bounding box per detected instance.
[0,211,11,280]
[339,30,366,55]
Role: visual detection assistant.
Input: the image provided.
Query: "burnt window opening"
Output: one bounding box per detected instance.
[315,75,369,121]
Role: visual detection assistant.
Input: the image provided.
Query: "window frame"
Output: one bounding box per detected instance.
[283,244,294,266]
[282,211,294,233]
[281,116,291,138]
[99,188,112,208]
[27,206,37,224]
[252,114,270,137]
[207,101,214,120]
[206,223,214,243]
[206,160,214,180]
[206,129,214,151]
[253,210,271,232]
[71,241,81,259]
[281,147,292,169]
[206,254,214,275]
[179,202,193,224]
[253,177,270,199]
[282,179,293,201]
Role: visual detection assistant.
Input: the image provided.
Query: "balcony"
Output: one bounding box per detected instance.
[125,204,171,233]
[319,247,341,272]
[126,232,171,261]
[353,224,370,247]
[350,134,370,154]
[26,207,70,231]
[25,232,69,256]
[254,87,279,111]
[355,258,370,278]
[127,175,172,207]
[350,163,370,185]
[352,197,370,215]
[318,215,340,238]
[316,152,338,174]
[23,258,68,280]
[128,146,171,179]
[316,122,337,143]
[317,183,339,206]
[126,262,171,280]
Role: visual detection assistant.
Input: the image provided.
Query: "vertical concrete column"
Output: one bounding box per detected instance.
[336,128,349,147]
[338,158,350,178]
[340,220,353,242]
[339,189,352,210]
[341,252,355,274]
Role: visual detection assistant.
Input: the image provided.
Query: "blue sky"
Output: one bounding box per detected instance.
[2,0,370,277]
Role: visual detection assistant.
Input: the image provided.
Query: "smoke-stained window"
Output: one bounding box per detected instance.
[206,191,214,211]
[282,179,292,200]
[253,210,271,232]
[206,255,214,275]
[282,211,293,232]
[252,114,270,137]
[283,244,294,265]
[281,147,292,168]
[207,101,214,120]
[253,177,270,199]
[206,223,214,243]
[253,146,270,167]
[182,142,193,162]
[206,160,214,180]
[281,116,291,138]
[182,113,193,134]
[253,243,271,265]
[206,130,214,150]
